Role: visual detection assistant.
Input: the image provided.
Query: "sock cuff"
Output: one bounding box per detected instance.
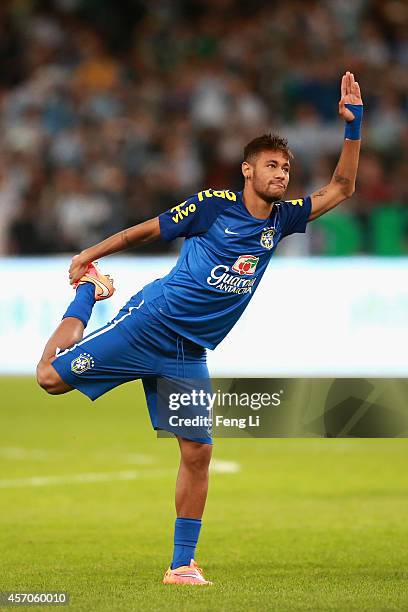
[62,282,96,329]
[174,517,202,547]
[77,282,96,300]
[176,517,202,526]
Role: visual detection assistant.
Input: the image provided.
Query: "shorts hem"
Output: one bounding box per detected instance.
[51,359,99,401]
[154,427,213,445]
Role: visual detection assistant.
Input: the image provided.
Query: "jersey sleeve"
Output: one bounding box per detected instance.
[159,189,235,241]
[280,196,312,237]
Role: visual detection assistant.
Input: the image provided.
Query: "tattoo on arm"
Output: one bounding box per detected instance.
[314,189,327,197]
[121,229,131,247]
[334,172,351,186]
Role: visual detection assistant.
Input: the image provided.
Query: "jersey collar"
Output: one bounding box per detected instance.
[238,190,281,223]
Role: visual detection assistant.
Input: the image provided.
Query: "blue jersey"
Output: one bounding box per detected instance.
[142,189,311,349]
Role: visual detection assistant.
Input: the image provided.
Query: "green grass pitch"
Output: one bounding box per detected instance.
[1,377,407,611]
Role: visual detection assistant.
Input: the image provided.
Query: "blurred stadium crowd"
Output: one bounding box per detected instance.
[0,0,407,255]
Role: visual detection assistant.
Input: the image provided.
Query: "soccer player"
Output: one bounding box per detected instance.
[37,71,362,585]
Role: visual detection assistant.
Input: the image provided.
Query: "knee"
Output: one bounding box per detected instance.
[181,441,212,473]
[36,362,64,395]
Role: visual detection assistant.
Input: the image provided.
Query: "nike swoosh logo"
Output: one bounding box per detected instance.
[89,277,110,297]
[175,573,206,581]
[225,228,239,235]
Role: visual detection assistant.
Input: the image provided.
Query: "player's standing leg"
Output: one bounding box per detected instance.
[163,437,213,585]
[36,263,114,394]
[175,437,212,518]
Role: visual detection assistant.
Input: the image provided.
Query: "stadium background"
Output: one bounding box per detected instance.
[1,1,408,610]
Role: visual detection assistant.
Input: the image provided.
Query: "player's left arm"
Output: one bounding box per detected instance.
[308,71,363,221]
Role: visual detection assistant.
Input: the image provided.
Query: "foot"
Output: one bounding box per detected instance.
[73,262,115,301]
[163,559,213,585]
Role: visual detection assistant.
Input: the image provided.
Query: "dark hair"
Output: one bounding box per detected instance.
[243,133,293,162]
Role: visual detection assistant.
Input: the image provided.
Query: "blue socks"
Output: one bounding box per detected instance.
[171,517,202,569]
[62,283,95,328]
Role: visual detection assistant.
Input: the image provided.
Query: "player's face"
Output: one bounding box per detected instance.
[248,150,290,203]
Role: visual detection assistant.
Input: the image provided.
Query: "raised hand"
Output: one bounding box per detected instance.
[338,71,363,122]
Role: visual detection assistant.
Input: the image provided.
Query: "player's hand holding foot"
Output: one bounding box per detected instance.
[69,253,90,285]
[70,259,115,302]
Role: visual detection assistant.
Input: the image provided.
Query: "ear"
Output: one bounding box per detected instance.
[242,161,252,180]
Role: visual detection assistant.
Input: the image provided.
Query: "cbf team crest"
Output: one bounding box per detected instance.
[71,352,95,375]
[260,227,276,250]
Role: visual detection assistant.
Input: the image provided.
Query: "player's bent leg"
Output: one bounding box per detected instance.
[40,317,85,362]
[36,359,72,395]
[36,262,115,396]
[36,316,84,394]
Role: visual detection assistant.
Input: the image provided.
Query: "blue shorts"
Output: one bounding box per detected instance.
[52,292,212,444]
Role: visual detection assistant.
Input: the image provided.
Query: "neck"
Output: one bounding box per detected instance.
[242,184,275,220]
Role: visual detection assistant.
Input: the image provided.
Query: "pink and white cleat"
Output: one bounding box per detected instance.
[73,261,114,301]
[163,559,213,585]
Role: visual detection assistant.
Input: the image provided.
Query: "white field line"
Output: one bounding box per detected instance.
[118,453,155,465]
[210,459,240,474]
[0,447,156,464]
[0,447,55,460]
[0,469,172,489]
[0,448,241,472]
[0,448,158,466]
[0,460,240,489]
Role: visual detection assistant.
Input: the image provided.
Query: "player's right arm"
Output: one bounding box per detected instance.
[69,217,160,284]
[69,189,230,284]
